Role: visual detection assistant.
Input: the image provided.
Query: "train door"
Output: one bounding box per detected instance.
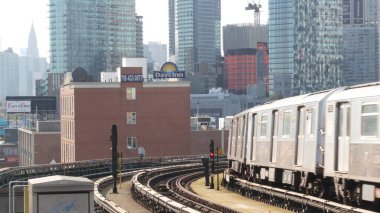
[228,119,234,157]
[241,115,248,159]
[235,117,241,157]
[336,103,351,172]
[250,114,257,161]
[271,111,279,162]
[296,107,306,165]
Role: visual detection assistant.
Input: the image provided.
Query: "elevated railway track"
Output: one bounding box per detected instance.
[224,170,378,213]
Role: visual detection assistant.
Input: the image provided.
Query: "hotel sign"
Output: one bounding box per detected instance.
[121,74,144,82]
[154,62,185,79]
[6,101,31,113]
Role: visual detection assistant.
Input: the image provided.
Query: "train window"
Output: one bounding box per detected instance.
[306,108,315,136]
[241,116,246,137]
[339,109,344,137]
[361,104,378,137]
[260,114,268,137]
[310,109,316,136]
[282,111,291,137]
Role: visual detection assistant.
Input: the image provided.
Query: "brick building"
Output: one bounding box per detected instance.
[18,121,61,166]
[60,67,191,162]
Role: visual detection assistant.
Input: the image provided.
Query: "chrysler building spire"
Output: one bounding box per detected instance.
[27,23,39,57]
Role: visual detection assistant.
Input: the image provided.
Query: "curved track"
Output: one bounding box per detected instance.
[130,162,239,213]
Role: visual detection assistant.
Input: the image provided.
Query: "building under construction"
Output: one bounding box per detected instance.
[223,23,268,55]
[49,0,143,76]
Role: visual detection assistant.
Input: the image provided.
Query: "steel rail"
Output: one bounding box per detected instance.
[227,173,377,213]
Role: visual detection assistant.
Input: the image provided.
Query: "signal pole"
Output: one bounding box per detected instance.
[209,139,215,189]
[202,157,210,186]
[216,146,220,190]
[111,124,118,193]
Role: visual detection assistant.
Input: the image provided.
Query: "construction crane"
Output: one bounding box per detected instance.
[245,1,262,25]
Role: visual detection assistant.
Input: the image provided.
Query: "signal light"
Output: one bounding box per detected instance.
[210,152,214,158]
[209,140,214,159]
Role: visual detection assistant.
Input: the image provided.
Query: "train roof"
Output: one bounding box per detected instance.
[234,108,251,117]
[327,82,380,101]
[251,89,335,112]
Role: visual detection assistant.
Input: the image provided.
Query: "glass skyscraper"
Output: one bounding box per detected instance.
[343,0,379,86]
[173,0,221,93]
[269,0,343,98]
[49,0,141,76]
[169,0,176,58]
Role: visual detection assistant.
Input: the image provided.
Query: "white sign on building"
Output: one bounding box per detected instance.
[6,101,31,113]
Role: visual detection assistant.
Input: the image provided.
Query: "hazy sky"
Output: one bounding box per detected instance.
[0,0,268,59]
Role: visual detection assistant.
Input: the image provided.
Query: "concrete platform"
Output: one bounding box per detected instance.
[102,181,150,213]
[190,174,291,213]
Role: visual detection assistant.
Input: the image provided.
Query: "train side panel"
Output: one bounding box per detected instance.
[254,110,272,167]
[325,83,380,204]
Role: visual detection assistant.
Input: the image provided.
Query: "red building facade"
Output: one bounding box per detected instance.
[224,43,269,94]
[60,67,191,162]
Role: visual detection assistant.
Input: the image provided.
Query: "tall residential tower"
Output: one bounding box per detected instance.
[49,0,142,77]
[269,0,343,98]
[173,0,222,93]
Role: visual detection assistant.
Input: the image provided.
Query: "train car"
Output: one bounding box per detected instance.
[324,82,380,205]
[227,82,380,209]
[228,109,250,173]
[246,90,340,194]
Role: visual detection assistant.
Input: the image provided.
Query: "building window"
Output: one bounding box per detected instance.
[127,137,137,149]
[361,104,378,137]
[126,87,136,100]
[127,112,137,124]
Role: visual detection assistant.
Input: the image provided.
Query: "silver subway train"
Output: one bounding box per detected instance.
[227,82,380,208]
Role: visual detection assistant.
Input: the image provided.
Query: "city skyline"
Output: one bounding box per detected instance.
[0,0,268,60]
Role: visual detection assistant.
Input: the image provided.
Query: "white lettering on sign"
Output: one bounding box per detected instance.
[121,74,144,82]
[153,71,185,79]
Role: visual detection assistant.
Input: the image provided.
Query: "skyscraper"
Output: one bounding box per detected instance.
[342,0,379,86]
[49,0,142,77]
[174,0,221,93]
[168,0,176,58]
[269,0,343,98]
[136,16,144,58]
[27,24,39,58]
[0,48,19,99]
[19,24,49,96]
